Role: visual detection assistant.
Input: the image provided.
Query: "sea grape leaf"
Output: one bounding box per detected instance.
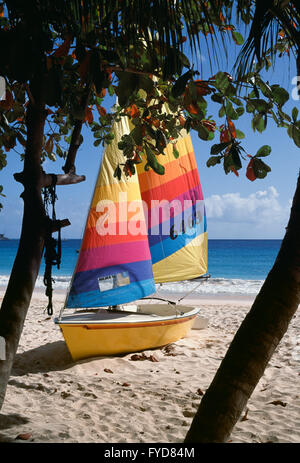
[197,124,210,141]
[207,155,223,167]
[271,85,289,107]
[171,69,193,98]
[292,107,299,123]
[215,72,231,94]
[235,129,245,139]
[288,123,300,148]
[114,165,122,181]
[145,145,165,175]
[210,142,231,155]
[231,31,244,45]
[173,146,180,159]
[230,146,242,169]
[131,126,143,145]
[251,114,266,133]
[252,158,271,178]
[226,101,238,120]
[255,145,271,157]
[115,72,139,107]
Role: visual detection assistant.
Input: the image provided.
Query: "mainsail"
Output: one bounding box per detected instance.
[65,117,207,309]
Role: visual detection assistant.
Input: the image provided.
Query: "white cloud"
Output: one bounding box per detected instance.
[205,186,291,238]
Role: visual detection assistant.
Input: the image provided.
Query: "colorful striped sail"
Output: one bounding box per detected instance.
[66,117,207,309]
[66,117,156,308]
[136,130,207,284]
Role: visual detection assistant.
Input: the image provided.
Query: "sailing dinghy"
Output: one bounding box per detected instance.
[55,117,208,361]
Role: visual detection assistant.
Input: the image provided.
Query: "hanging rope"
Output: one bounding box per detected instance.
[43,174,62,316]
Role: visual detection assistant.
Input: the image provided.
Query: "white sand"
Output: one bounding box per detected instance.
[0,289,299,443]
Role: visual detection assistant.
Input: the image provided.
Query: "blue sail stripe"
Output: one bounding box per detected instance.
[148,203,205,247]
[66,279,156,308]
[71,260,154,295]
[150,215,207,264]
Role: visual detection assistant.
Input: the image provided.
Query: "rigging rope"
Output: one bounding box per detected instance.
[43,175,62,316]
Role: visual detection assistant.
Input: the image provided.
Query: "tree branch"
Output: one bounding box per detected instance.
[43,172,86,187]
[14,171,86,187]
[62,83,91,174]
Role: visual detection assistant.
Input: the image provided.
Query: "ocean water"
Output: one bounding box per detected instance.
[0,239,281,297]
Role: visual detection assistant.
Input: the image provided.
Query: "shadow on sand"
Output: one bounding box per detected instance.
[0,413,30,442]
[11,341,74,376]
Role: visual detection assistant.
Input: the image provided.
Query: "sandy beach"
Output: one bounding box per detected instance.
[0,289,299,444]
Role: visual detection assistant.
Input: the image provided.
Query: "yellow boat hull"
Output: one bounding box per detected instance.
[56,306,198,361]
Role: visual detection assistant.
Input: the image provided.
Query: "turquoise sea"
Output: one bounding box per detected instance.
[0,239,281,296]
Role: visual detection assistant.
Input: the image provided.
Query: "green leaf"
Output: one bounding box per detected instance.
[211,93,223,104]
[288,124,300,148]
[235,129,245,139]
[256,79,272,98]
[145,145,165,175]
[197,124,210,141]
[138,75,155,94]
[173,146,180,159]
[292,107,299,123]
[271,86,289,107]
[114,165,122,181]
[226,101,238,120]
[131,126,143,145]
[278,108,291,122]
[210,142,231,155]
[108,84,115,97]
[255,145,271,157]
[231,31,244,45]
[252,158,271,179]
[270,109,279,125]
[218,106,225,118]
[246,101,255,113]
[207,155,223,167]
[248,99,270,113]
[215,72,231,93]
[230,146,242,169]
[252,114,266,133]
[236,106,245,117]
[93,139,101,147]
[171,69,193,98]
[115,72,139,107]
[0,152,7,170]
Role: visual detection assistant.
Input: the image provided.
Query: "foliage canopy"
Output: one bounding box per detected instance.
[0,1,299,210]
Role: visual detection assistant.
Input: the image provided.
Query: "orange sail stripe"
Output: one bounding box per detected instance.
[138,151,198,193]
[86,203,146,229]
[141,168,201,207]
[81,225,148,251]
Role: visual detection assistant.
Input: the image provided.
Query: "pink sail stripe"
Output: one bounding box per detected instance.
[76,240,152,273]
[144,184,204,229]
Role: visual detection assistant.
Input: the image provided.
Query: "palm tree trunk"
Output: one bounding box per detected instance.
[0,78,47,410]
[185,172,300,443]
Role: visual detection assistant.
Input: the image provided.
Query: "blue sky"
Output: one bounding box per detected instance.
[0,39,299,239]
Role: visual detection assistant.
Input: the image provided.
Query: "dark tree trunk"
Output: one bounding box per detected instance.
[0,78,48,409]
[0,72,88,410]
[185,172,300,443]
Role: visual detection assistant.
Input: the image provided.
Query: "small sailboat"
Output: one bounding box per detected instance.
[55,116,208,361]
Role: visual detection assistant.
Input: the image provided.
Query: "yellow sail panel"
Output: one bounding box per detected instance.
[152,232,207,283]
